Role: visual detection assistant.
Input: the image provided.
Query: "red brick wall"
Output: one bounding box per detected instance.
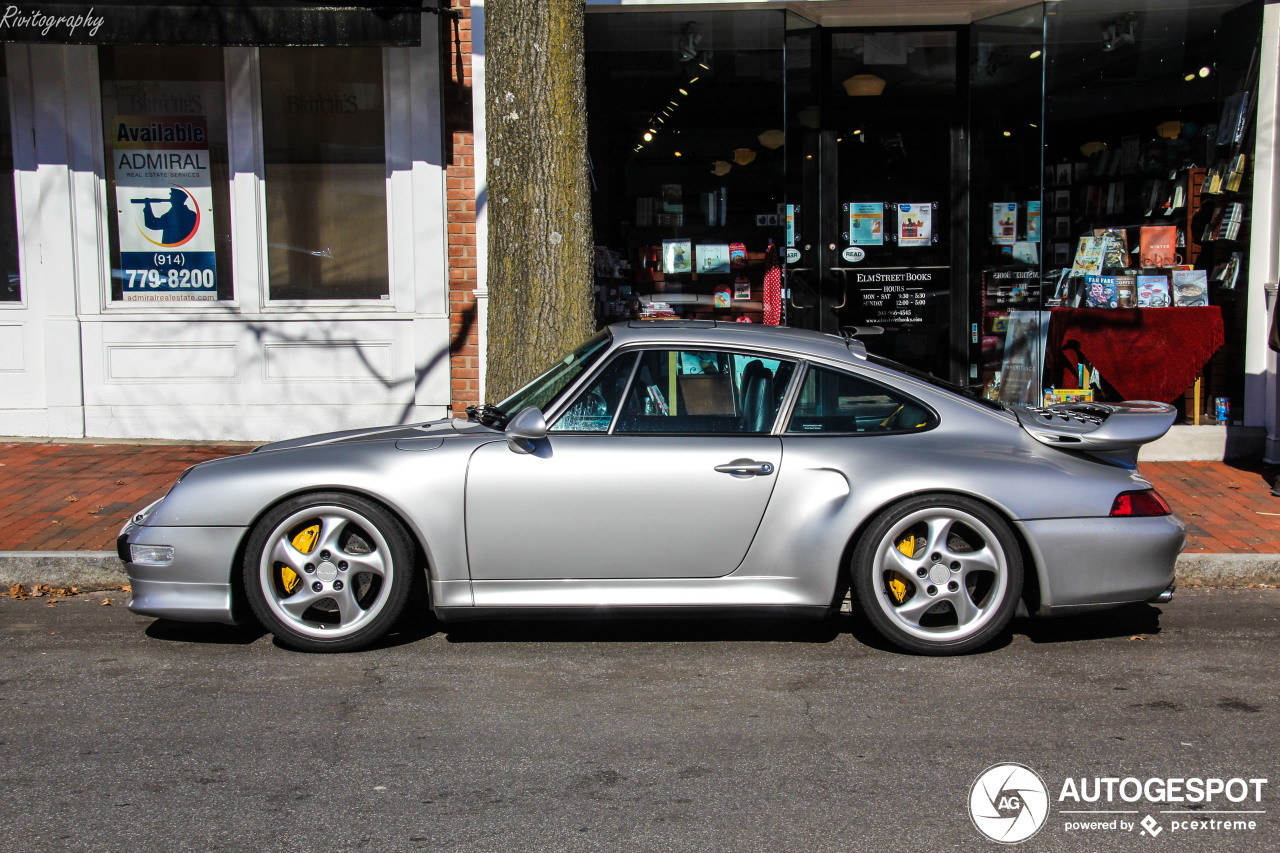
[443,0,480,415]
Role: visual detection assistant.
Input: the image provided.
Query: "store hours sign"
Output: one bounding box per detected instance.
[854,268,947,325]
[113,116,217,302]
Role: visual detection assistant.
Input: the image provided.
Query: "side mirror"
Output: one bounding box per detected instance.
[505,406,547,454]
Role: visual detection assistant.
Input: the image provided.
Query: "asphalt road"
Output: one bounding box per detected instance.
[0,590,1277,853]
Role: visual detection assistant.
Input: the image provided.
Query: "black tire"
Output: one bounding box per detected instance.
[243,491,416,652]
[851,494,1023,655]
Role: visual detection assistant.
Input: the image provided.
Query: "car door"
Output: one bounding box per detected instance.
[465,347,798,581]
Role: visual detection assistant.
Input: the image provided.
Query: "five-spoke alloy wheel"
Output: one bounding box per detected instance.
[243,492,415,652]
[852,494,1023,655]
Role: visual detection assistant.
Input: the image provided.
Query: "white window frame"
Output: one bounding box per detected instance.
[87,45,430,318]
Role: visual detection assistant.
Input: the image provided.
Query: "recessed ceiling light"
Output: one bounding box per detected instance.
[1199,66,1211,78]
[1029,50,1042,60]
[643,132,653,142]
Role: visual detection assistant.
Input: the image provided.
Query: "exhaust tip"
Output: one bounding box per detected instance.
[1148,584,1175,604]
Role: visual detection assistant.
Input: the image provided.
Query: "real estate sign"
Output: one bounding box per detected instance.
[112,115,217,301]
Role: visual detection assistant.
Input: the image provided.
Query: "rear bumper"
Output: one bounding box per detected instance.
[1017,514,1186,613]
[119,520,246,625]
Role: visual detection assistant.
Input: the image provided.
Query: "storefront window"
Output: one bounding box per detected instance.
[585,11,787,325]
[1039,0,1261,421]
[970,5,1046,404]
[259,47,388,301]
[0,51,19,303]
[100,47,233,303]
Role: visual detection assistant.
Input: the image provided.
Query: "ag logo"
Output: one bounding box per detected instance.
[969,763,1050,843]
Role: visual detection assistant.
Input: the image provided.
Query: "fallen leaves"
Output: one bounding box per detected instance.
[64,495,78,503]
[100,598,112,606]
[4,583,81,600]
[1129,635,1148,641]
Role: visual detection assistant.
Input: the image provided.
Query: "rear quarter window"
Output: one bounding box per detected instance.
[787,365,938,435]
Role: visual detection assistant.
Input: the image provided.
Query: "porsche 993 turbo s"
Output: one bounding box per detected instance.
[119,321,1184,654]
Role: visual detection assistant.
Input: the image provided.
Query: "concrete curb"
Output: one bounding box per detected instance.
[1174,553,1280,587]
[0,552,126,591]
[2,550,1279,592]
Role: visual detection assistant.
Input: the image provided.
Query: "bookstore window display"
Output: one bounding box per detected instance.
[1031,0,1261,423]
[585,11,788,326]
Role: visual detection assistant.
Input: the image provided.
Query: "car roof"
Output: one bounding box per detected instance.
[608,320,857,362]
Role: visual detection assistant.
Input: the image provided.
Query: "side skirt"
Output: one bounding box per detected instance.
[433,604,833,623]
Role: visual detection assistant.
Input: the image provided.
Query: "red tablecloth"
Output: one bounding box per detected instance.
[1046,307,1224,403]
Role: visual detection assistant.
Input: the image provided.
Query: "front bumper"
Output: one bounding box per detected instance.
[119,520,247,625]
[1017,513,1187,614]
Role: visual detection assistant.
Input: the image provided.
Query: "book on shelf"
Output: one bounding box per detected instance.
[1209,252,1244,289]
[1071,235,1109,274]
[1084,274,1120,309]
[1171,269,1209,306]
[1093,228,1128,269]
[1136,274,1170,307]
[1226,154,1248,193]
[1139,225,1178,268]
[1202,202,1245,242]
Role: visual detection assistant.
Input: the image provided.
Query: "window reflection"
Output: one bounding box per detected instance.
[260,47,388,301]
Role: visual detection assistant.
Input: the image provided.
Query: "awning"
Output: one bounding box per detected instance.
[0,2,433,47]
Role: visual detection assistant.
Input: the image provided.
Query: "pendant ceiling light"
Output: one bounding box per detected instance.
[843,73,886,97]
[733,148,757,166]
[757,129,785,150]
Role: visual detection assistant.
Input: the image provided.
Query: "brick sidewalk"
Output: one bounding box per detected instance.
[0,440,1277,553]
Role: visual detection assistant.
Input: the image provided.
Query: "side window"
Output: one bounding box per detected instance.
[615,349,795,434]
[787,366,937,434]
[549,354,637,433]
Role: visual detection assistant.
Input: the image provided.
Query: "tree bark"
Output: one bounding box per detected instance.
[485,0,595,403]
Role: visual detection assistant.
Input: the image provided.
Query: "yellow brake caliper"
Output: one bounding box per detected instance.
[280,523,320,595]
[888,534,917,604]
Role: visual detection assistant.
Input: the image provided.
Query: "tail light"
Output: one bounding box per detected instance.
[1110,489,1172,517]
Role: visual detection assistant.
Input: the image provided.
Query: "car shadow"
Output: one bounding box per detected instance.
[145,618,268,645]
[142,604,1162,653]
[1016,603,1163,644]
[439,612,850,645]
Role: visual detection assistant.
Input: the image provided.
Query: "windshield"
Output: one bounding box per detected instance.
[486,329,613,427]
[865,352,1008,412]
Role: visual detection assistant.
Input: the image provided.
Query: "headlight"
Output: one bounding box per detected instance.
[129,544,175,566]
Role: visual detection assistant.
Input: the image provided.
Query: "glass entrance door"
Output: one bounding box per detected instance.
[787,29,966,382]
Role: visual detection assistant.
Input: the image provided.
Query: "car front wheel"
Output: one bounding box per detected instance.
[243,492,415,652]
[852,494,1023,655]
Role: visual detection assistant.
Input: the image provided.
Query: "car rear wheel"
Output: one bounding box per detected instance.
[852,494,1022,655]
[243,492,415,652]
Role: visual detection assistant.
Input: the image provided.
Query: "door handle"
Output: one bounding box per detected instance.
[714,459,775,477]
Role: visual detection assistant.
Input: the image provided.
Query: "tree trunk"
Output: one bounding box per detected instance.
[485,0,595,403]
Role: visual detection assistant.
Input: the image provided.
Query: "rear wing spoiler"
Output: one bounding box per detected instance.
[1013,401,1177,468]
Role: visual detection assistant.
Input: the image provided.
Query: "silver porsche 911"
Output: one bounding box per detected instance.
[119,321,1185,655]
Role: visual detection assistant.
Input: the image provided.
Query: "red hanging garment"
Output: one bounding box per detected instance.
[762,239,782,326]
